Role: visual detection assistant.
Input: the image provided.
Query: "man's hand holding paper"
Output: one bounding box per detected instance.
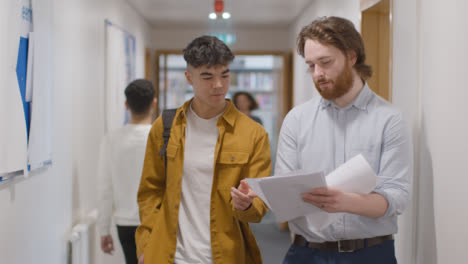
[247,154,380,227]
[302,187,349,213]
[301,154,387,218]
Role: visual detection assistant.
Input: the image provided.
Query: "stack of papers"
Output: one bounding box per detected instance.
[245,154,377,226]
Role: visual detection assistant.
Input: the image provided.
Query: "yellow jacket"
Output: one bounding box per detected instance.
[136,99,271,264]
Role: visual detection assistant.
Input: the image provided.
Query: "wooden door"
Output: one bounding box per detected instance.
[361,0,393,101]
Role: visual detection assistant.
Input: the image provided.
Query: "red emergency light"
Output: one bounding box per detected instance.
[214,0,224,13]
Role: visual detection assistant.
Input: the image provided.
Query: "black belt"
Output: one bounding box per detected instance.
[293,234,393,253]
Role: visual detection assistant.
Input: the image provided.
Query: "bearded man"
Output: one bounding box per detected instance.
[276,16,413,264]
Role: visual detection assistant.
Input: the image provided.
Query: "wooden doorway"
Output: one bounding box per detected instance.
[361,0,393,101]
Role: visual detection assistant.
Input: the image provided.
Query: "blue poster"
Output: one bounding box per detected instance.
[16,3,33,141]
[1,0,52,178]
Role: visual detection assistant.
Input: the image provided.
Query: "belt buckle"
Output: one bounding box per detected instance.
[337,240,354,253]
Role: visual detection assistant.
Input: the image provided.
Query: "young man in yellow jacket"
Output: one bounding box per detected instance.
[136,35,271,264]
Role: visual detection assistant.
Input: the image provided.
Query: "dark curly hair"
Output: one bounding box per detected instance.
[233,91,259,111]
[183,35,235,68]
[124,79,155,114]
[297,16,372,80]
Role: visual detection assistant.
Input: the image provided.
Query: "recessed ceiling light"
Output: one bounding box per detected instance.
[222,12,231,19]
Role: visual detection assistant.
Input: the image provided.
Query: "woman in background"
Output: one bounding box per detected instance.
[233,91,263,125]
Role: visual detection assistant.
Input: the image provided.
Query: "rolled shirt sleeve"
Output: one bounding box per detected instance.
[373,113,413,217]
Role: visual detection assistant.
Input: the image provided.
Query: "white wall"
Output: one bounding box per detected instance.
[394,0,468,263]
[151,25,290,52]
[392,1,423,264]
[417,0,468,262]
[0,0,152,263]
[288,0,361,106]
[61,0,152,263]
[0,0,72,263]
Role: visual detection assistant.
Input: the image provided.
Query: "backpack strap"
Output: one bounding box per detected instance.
[158,108,177,157]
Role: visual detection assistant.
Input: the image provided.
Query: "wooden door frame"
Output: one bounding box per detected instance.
[360,0,393,102]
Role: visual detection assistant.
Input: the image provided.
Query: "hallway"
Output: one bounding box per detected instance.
[1,0,468,264]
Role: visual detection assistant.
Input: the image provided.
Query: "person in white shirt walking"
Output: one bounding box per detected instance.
[277,16,413,264]
[97,79,156,264]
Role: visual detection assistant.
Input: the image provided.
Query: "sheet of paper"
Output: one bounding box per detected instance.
[326,154,377,193]
[244,154,377,228]
[25,32,34,102]
[260,171,327,222]
[244,178,271,209]
[244,169,313,209]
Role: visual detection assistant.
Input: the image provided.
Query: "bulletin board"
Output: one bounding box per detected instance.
[0,0,53,184]
[104,20,136,132]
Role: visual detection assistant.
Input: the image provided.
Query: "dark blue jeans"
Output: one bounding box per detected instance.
[282,240,397,264]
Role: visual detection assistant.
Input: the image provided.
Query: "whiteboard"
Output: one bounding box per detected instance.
[104,20,136,132]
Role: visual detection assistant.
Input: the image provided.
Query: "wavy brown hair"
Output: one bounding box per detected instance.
[297,16,372,80]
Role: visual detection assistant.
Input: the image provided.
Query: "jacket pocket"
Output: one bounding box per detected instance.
[217,151,249,165]
[216,151,249,188]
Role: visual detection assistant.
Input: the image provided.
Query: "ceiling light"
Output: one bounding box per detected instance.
[222,12,231,19]
[209,12,217,20]
[209,0,231,20]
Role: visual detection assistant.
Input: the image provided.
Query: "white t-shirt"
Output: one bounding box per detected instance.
[97,124,151,235]
[174,104,222,264]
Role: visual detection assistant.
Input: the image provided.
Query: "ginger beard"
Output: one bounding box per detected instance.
[314,60,354,101]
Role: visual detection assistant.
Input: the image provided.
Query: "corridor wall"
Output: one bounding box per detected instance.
[0,0,152,264]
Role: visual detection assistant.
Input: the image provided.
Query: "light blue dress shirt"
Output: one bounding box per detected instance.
[275,84,413,242]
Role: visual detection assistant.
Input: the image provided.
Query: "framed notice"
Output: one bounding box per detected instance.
[104,20,136,132]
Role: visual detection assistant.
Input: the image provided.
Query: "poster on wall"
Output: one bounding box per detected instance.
[105,20,136,132]
[28,0,53,171]
[0,0,32,177]
[0,0,52,180]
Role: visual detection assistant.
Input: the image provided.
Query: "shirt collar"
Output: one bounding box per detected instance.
[177,98,236,127]
[352,82,372,111]
[319,82,372,111]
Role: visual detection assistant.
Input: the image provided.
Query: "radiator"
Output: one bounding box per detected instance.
[67,210,98,264]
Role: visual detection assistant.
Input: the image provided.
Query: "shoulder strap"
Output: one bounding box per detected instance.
[158,108,177,157]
